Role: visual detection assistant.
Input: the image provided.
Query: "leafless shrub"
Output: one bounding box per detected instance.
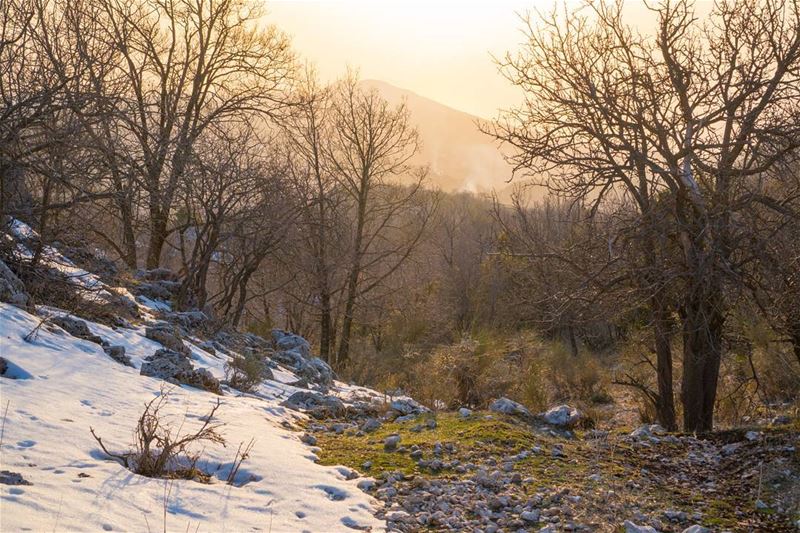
[90,389,225,481]
[226,438,255,486]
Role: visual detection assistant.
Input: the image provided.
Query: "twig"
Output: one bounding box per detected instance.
[90,426,130,467]
[0,400,10,450]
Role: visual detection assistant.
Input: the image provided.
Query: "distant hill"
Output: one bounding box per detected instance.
[360,80,527,200]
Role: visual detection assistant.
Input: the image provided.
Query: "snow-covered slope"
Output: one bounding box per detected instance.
[0,302,384,532]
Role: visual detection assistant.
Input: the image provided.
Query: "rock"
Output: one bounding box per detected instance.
[490,397,531,418]
[395,413,418,423]
[384,434,401,452]
[681,526,710,533]
[623,520,659,533]
[0,260,29,308]
[136,267,178,282]
[538,526,556,533]
[755,499,768,510]
[361,418,382,433]
[272,329,311,358]
[745,430,760,441]
[270,330,335,388]
[0,470,32,486]
[0,357,6,375]
[51,316,105,345]
[103,345,132,367]
[198,341,217,355]
[140,349,220,393]
[181,367,220,394]
[135,280,180,301]
[721,442,741,456]
[458,407,473,417]
[630,424,667,440]
[521,510,540,522]
[770,415,791,426]
[281,391,345,418]
[357,479,375,492]
[542,405,582,427]
[663,510,687,521]
[145,324,190,356]
[300,433,317,446]
[165,310,208,329]
[390,398,429,416]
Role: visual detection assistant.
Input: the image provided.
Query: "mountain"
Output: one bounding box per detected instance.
[360,80,518,197]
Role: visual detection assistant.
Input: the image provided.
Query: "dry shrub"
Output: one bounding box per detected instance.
[225,353,267,392]
[544,342,608,403]
[399,331,613,413]
[91,390,225,481]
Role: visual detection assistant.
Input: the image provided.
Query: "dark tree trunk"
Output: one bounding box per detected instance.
[680,275,724,433]
[146,208,169,269]
[319,291,332,362]
[653,297,677,431]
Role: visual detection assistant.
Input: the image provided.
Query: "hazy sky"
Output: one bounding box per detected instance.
[266,0,712,118]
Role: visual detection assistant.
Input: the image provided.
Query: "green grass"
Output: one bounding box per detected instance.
[315,411,544,477]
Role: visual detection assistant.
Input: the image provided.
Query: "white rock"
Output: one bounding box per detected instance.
[745,430,760,441]
[384,434,401,451]
[521,510,540,522]
[542,405,582,427]
[624,520,659,533]
[682,526,710,533]
[458,407,473,418]
[490,397,531,417]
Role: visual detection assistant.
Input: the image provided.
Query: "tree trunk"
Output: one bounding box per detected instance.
[319,290,332,362]
[336,183,368,368]
[680,275,724,433]
[337,270,358,368]
[146,208,169,269]
[653,297,677,431]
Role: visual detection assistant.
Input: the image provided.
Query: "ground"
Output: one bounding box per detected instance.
[313,411,800,532]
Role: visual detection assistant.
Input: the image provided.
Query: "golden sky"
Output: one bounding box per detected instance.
[266,0,712,118]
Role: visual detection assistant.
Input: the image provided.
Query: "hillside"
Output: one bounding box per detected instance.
[1,224,798,532]
[360,80,526,200]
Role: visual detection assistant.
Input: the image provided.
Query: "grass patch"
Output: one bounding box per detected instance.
[315,411,544,477]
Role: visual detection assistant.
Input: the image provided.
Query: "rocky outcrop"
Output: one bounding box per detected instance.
[135,268,179,282]
[389,398,429,418]
[489,397,531,418]
[51,315,106,346]
[104,345,132,367]
[281,391,345,419]
[0,260,29,309]
[271,329,335,389]
[164,310,208,330]
[541,405,582,428]
[145,324,190,356]
[140,349,220,393]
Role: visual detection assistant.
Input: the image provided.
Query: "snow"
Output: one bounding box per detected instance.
[7,219,135,307]
[0,303,385,532]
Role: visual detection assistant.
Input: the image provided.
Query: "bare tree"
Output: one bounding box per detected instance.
[491,0,800,431]
[93,0,295,269]
[326,74,437,368]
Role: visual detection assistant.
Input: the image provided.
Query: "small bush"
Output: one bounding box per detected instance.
[91,390,225,481]
[225,353,267,392]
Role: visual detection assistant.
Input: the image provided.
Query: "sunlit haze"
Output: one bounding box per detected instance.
[266,0,712,118]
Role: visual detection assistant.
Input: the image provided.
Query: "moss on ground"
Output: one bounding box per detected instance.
[316,411,543,477]
[314,411,799,531]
